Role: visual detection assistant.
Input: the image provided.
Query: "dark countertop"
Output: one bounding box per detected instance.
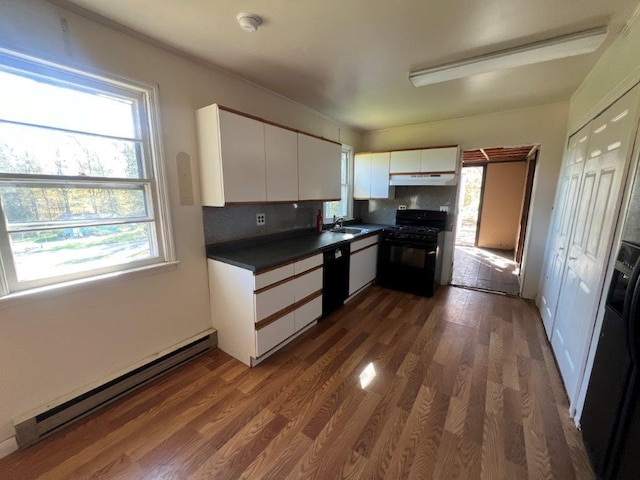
[207,224,387,272]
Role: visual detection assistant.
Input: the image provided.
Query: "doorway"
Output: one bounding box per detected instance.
[452,146,538,296]
[456,166,483,246]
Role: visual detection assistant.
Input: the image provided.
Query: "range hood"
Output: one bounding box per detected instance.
[389,173,457,186]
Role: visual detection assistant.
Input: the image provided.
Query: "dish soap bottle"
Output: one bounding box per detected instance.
[316,209,323,233]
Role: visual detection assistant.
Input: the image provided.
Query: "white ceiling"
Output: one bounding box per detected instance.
[59,0,639,132]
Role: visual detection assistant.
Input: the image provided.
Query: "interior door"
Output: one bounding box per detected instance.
[551,86,640,409]
[539,125,590,337]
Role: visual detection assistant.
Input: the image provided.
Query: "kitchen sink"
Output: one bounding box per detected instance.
[330,227,363,234]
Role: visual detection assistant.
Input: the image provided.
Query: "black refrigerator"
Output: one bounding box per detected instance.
[581,164,640,479]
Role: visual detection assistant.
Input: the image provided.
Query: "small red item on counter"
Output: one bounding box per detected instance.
[316,209,323,233]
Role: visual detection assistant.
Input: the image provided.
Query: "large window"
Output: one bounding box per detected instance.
[324,145,353,221]
[0,52,173,296]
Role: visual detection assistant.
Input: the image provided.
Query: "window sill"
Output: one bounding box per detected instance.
[0,261,180,311]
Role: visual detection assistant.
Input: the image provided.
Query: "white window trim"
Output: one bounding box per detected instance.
[324,144,354,221]
[344,144,354,220]
[0,48,175,297]
[0,261,179,311]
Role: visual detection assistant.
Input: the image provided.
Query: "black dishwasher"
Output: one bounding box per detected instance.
[322,244,350,317]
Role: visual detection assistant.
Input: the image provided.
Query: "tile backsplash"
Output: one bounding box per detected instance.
[203,202,323,244]
[355,186,457,231]
[203,186,457,244]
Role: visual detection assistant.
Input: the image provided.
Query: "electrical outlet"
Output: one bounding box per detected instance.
[439,206,449,213]
[256,213,266,226]
[399,205,407,210]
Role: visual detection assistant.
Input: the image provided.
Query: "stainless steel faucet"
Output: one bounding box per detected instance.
[330,217,344,230]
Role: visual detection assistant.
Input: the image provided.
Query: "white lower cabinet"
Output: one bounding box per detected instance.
[294,269,323,301]
[208,253,323,366]
[256,312,295,356]
[294,296,322,332]
[255,281,295,322]
[349,235,379,296]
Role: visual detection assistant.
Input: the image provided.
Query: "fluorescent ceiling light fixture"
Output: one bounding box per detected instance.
[409,26,607,87]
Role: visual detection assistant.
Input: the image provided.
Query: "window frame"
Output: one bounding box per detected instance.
[0,48,175,297]
[324,144,354,221]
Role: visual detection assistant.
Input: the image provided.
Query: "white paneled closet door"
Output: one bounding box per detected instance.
[550,85,640,411]
[539,124,591,337]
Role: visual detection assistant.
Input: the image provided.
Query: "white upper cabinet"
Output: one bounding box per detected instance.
[354,153,371,199]
[420,147,458,172]
[390,150,421,173]
[197,104,341,205]
[196,105,266,206]
[389,147,458,175]
[298,133,341,201]
[354,152,394,199]
[370,152,393,198]
[265,124,298,202]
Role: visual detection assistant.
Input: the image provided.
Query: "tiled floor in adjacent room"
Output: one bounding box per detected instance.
[452,246,521,296]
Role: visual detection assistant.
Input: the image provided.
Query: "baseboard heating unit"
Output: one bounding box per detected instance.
[14,332,216,449]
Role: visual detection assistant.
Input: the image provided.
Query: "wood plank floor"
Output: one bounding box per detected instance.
[0,286,594,479]
[452,246,520,296]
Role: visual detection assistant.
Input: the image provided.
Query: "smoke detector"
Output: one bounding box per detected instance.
[236,13,262,33]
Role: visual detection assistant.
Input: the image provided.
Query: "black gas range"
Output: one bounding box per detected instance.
[377,209,446,297]
[381,225,442,243]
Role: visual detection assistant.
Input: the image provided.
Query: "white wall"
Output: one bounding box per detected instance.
[0,0,361,456]
[362,102,569,299]
[569,6,640,135]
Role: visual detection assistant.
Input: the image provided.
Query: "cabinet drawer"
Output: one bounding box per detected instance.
[295,296,322,332]
[256,312,295,356]
[294,253,322,275]
[294,269,322,301]
[351,234,379,253]
[254,263,294,290]
[254,280,295,322]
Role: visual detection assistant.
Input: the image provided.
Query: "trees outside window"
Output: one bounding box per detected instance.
[0,52,173,295]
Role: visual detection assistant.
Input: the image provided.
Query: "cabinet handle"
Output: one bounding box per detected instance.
[569,256,577,260]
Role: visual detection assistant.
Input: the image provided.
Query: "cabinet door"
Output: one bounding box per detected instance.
[254,281,295,322]
[294,296,322,332]
[265,124,298,201]
[349,244,378,295]
[390,150,420,173]
[294,254,322,275]
[420,147,458,173]
[294,269,322,302]
[354,154,372,199]
[362,245,378,286]
[218,110,266,203]
[298,134,341,200]
[256,312,295,356]
[370,152,393,199]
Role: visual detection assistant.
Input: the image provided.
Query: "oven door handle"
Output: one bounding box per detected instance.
[381,238,437,253]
